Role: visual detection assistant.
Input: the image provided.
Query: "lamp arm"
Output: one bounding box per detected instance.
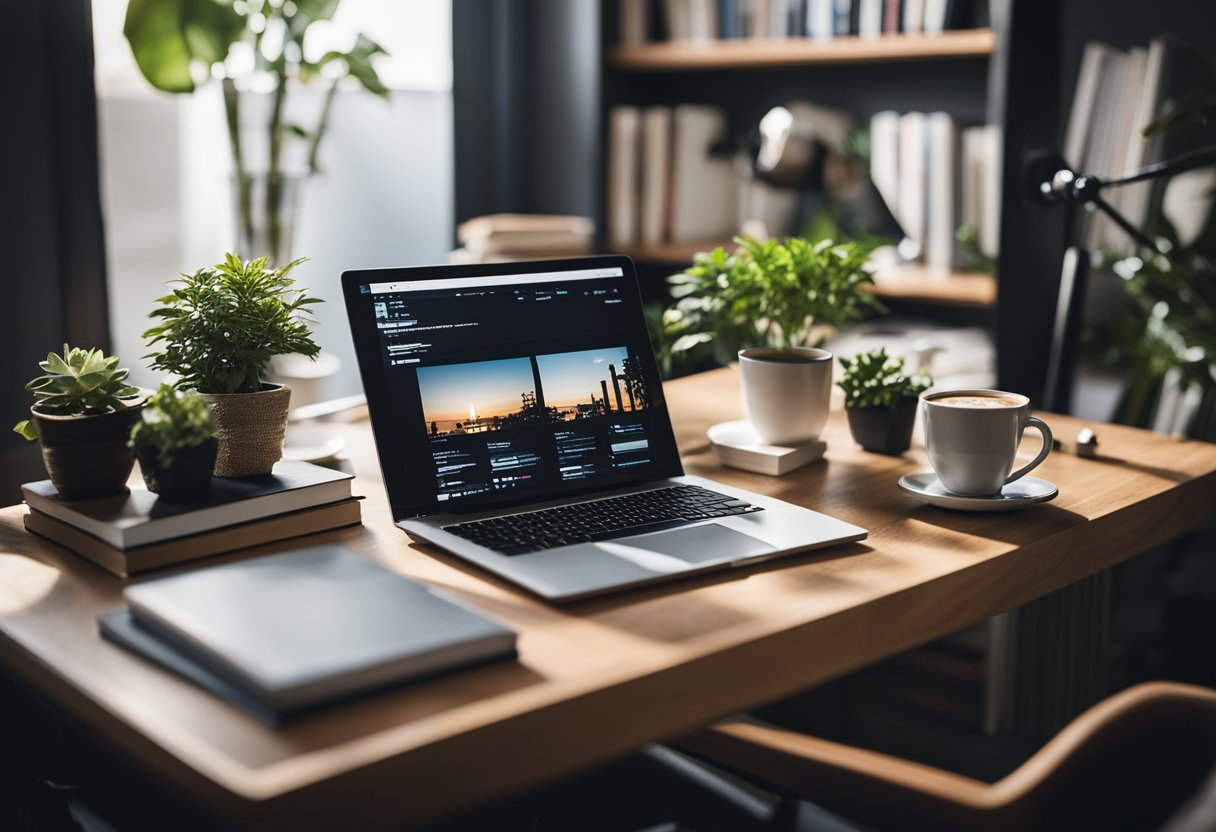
[1089,194,1162,253]
[1100,143,1216,190]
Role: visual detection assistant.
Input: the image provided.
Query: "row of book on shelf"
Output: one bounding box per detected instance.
[1064,36,1174,255]
[619,0,989,44]
[607,99,1001,271]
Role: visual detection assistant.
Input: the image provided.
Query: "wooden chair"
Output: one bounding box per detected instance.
[674,682,1216,831]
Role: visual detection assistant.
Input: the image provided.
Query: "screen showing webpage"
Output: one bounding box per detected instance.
[354,266,679,513]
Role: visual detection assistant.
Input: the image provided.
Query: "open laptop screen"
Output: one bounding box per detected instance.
[343,257,683,519]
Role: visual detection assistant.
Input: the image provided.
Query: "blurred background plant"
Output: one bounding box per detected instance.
[123,0,389,263]
[656,236,883,375]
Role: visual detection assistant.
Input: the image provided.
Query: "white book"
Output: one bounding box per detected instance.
[902,0,924,34]
[688,0,718,40]
[922,0,947,34]
[116,546,517,716]
[897,111,927,258]
[768,0,790,37]
[870,110,901,221]
[1103,47,1148,252]
[708,421,825,476]
[925,112,958,273]
[1122,38,1167,236]
[1063,43,1114,168]
[608,106,642,248]
[669,105,737,243]
[641,106,674,245]
[978,124,1002,259]
[858,0,883,38]
[806,0,833,40]
[1080,48,1125,250]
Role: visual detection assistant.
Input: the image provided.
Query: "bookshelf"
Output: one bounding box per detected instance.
[608,29,996,71]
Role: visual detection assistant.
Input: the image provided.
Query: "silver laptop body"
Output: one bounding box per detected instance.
[343,256,866,602]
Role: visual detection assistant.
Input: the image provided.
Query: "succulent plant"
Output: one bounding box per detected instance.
[13,345,142,440]
[129,383,217,469]
[838,348,931,410]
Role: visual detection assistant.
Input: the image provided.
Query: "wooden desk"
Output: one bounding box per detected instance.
[1,367,1214,829]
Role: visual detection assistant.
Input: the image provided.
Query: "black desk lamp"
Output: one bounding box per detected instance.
[1023,146,1216,412]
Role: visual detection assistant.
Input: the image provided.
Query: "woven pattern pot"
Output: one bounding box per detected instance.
[201,384,291,477]
[32,405,143,499]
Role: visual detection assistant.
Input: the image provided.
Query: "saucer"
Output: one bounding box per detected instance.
[283,424,347,463]
[898,472,1058,512]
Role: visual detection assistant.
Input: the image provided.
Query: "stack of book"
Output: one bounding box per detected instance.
[22,460,361,577]
[608,104,739,248]
[1064,38,1171,254]
[619,0,987,44]
[869,111,1001,271]
[451,214,595,263]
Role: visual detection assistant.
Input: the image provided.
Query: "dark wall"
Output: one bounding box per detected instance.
[452,0,600,227]
[0,0,110,499]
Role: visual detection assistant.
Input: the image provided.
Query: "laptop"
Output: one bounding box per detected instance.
[342,256,866,601]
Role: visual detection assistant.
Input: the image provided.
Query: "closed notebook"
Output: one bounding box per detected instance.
[114,545,517,717]
[22,460,353,549]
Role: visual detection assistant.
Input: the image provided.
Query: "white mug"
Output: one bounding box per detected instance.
[921,389,1053,497]
[739,347,833,445]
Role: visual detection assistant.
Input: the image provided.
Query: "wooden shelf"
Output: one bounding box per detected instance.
[621,240,733,266]
[622,243,995,308]
[607,29,996,72]
[871,266,996,308]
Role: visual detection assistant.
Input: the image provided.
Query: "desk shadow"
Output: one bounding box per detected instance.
[1082,452,1190,483]
[412,539,872,645]
[281,653,549,747]
[907,501,1087,546]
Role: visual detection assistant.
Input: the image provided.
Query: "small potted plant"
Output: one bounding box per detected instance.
[129,384,218,499]
[144,253,322,477]
[13,345,144,498]
[838,348,931,455]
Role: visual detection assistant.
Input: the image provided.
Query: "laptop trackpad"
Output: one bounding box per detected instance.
[597,523,775,571]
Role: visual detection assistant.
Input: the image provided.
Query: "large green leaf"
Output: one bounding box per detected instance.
[124,0,245,93]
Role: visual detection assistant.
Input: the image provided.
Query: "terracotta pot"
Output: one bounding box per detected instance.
[200,384,291,477]
[845,398,918,455]
[136,438,217,500]
[31,405,143,499]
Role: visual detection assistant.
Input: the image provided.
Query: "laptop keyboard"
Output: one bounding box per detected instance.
[442,485,764,555]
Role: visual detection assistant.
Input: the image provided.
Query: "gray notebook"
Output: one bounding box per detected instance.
[114,545,517,717]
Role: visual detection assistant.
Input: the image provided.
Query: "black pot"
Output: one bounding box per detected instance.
[32,406,143,499]
[846,398,918,455]
[136,438,217,500]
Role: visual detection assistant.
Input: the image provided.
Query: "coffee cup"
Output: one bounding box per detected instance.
[739,347,832,445]
[920,389,1053,497]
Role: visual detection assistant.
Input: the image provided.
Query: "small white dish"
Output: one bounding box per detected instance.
[282,423,346,463]
[898,472,1058,512]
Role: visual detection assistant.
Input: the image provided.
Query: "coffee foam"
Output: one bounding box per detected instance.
[932,395,1019,408]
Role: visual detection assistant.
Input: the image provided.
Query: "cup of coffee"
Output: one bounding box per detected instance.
[739,347,832,445]
[920,389,1053,497]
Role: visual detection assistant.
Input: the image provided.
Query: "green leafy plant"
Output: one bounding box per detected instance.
[12,345,142,440]
[129,383,218,469]
[144,253,322,394]
[123,0,389,259]
[838,348,930,409]
[662,236,884,368]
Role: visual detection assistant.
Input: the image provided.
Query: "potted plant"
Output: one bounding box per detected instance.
[660,235,884,370]
[12,345,144,498]
[129,384,219,499]
[123,0,389,265]
[838,348,931,455]
[144,253,322,477]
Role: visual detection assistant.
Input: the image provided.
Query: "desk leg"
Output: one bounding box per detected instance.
[984,570,1112,736]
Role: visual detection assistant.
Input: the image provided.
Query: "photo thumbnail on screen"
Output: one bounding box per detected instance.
[418,357,545,438]
[535,347,650,421]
